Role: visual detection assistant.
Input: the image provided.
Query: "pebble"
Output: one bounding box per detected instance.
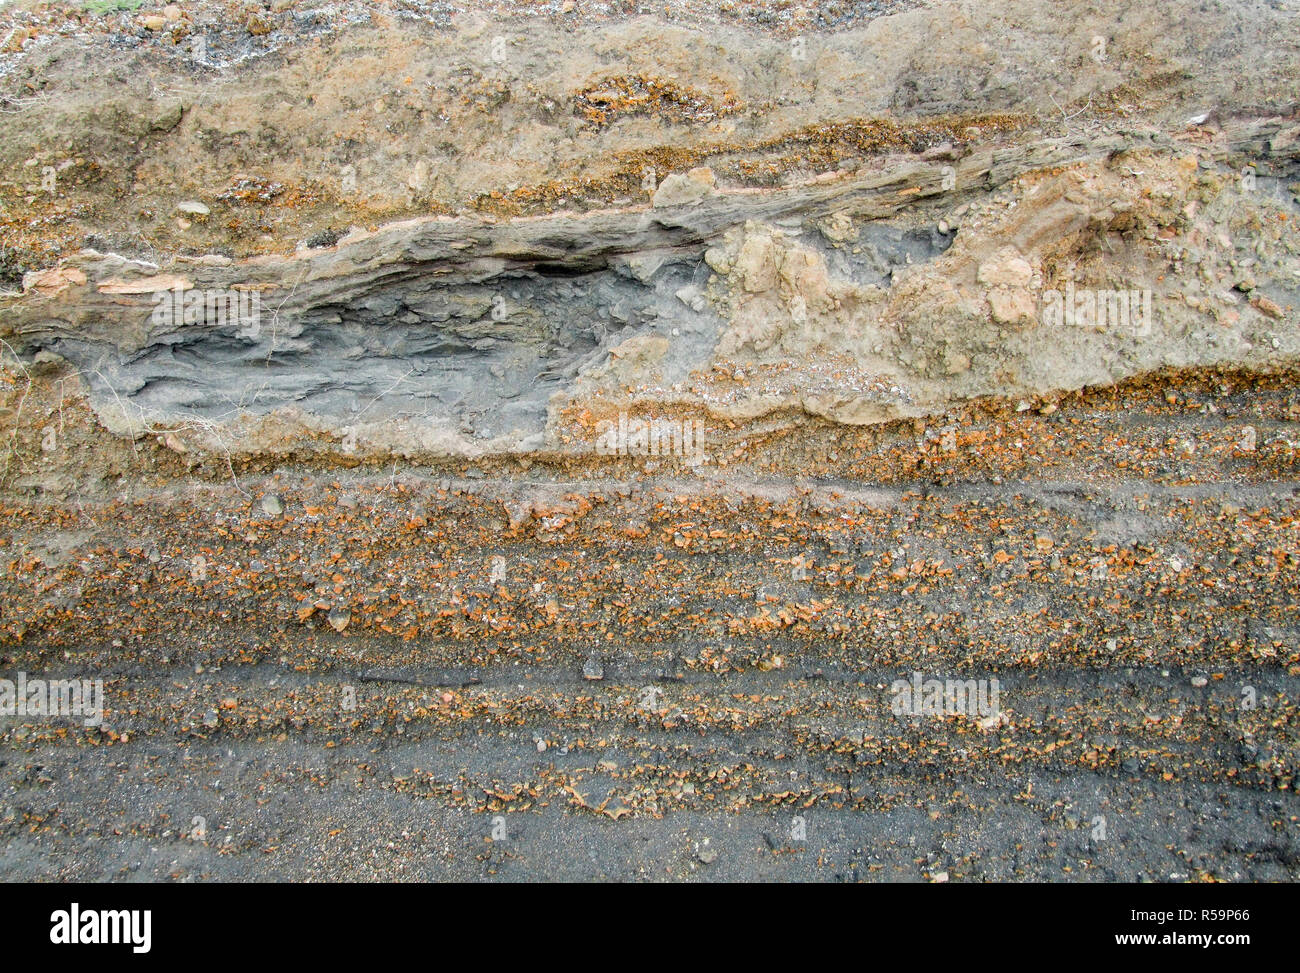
[327,608,351,633]
[260,494,284,516]
[1191,675,1209,687]
[175,200,210,217]
[582,655,605,680]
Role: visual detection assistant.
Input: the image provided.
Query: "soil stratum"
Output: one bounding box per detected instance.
[0,0,1298,881]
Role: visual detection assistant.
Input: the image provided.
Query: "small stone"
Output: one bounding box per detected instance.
[622,253,666,282]
[1191,675,1209,688]
[1251,295,1283,319]
[202,710,219,729]
[247,13,273,35]
[652,167,716,208]
[143,15,167,31]
[327,608,351,633]
[988,287,1036,326]
[978,249,1034,289]
[582,655,604,680]
[163,4,183,22]
[503,499,532,529]
[176,200,210,217]
[698,848,718,864]
[674,284,707,312]
[930,870,950,883]
[260,493,284,516]
[703,247,730,274]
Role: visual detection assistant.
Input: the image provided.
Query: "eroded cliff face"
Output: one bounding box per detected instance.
[2,1,1300,885]
[1,0,1297,475]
